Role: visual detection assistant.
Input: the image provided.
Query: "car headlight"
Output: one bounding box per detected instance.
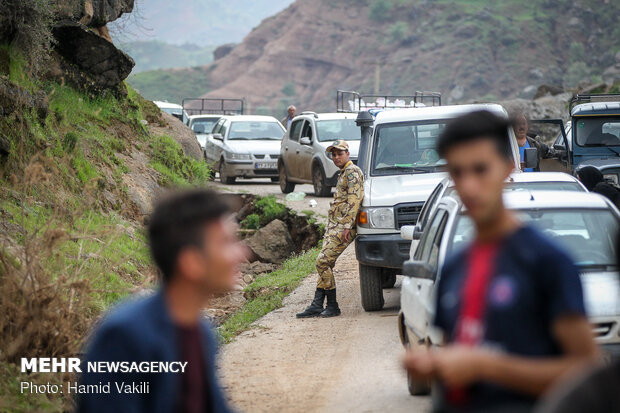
[225,151,251,161]
[358,207,395,229]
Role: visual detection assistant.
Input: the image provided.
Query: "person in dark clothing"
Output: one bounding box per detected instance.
[403,111,598,413]
[576,166,620,208]
[534,229,620,413]
[78,190,247,413]
[513,113,556,172]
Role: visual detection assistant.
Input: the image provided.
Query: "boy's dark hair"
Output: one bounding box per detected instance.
[148,190,231,282]
[437,110,514,160]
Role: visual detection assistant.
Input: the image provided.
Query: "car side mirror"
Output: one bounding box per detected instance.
[300,137,312,145]
[553,143,565,151]
[213,133,223,141]
[400,225,416,240]
[523,147,539,169]
[402,260,436,280]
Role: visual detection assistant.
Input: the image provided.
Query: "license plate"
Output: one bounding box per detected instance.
[255,162,275,169]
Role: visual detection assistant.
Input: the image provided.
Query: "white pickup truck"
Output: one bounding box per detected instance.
[355,104,523,311]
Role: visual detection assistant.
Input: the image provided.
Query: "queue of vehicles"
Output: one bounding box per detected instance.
[154,92,620,384]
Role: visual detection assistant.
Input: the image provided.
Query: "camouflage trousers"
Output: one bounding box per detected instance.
[316,228,355,290]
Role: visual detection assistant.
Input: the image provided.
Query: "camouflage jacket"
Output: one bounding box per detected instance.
[327,161,364,232]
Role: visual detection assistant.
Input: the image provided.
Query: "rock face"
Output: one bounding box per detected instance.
[245,219,295,264]
[213,44,236,61]
[52,22,135,91]
[55,0,135,28]
[0,78,48,121]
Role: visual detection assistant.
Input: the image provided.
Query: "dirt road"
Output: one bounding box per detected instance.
[213,179,431,413]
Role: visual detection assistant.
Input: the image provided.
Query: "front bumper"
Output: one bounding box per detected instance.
[355,233,411,269]
[223,160,278,178]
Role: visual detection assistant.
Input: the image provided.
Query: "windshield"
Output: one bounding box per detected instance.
[575,116,620,147]
[316,119,360,142]
[228,121,285,140]
[371,120,446,176]
[191,118,219,134]
[452,209,618,267]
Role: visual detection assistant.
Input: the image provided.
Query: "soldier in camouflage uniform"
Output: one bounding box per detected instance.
[297,140,364,318]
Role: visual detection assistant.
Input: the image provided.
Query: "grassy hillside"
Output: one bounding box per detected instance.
[0,44,210,411]
[142,0,620,113]
[118,40,216,73]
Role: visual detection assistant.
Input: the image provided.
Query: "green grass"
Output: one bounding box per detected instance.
[218,246,321,343]
[150,134,212,187]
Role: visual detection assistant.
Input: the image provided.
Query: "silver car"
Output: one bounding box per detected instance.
[399,190,620,395]
[204,115,285,184]
[278,112,360,196]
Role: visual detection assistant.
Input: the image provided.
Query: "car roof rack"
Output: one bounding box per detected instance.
[336,90,441,113]
[182,98,245,116]
[300,111,319,118]
[569,93,620,113]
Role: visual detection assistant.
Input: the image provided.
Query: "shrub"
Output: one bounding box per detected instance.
[388,21,408,43]
[255,195,288,225]
[563,62,591,87]
[281,82,296,97]
[241,213,260,230]
[369,0,393,22]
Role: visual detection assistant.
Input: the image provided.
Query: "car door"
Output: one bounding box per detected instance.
[283,119,304,180]
[205,119,223,163]
[402,208,449,340]
[298,120,315,180]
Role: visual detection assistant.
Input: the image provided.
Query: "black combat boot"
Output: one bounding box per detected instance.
[320,289,341,317]
[296,288,326,318]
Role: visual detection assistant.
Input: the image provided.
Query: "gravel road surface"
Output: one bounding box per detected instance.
[212,178,431,413]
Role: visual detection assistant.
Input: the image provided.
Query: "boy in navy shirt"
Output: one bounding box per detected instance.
[403,111,598,412]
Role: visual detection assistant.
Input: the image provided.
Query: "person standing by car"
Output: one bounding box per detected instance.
[576,166,620,208]
[403,111,598,413]
[78,190,247,413]
[296,140,363,318]
[280,105,297,129]
[513,112,555,172]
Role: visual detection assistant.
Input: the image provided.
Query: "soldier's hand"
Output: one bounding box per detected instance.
[342,229,350,242]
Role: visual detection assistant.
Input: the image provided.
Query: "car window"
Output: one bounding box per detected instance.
[301,120,313,140]
[289,119,303,142]
[219,121,228,138]
[418,182,444,230]
[191,118,219,134]
[371,120,447,176]
[415,208,447,262]
[227,121,283,140]
[575,116,620,147]
[316,119,360,142]
[212,119,224,135]
[452,209,618,267]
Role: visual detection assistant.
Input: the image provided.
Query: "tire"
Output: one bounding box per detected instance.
[359,263,384,311]
[381,269,397,289]
[279,163,295,193]
[219,161,236,184]
[270,177,280,183]
[405,329,432,396]
[312,165,332,197]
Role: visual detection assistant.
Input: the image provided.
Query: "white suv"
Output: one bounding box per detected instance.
[356,104,523,311]
[278,112,360,196]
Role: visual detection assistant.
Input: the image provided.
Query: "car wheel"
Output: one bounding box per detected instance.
[359,263,384,311]
[406,329,432,396]
[279,164,295,193]
[219,161,236,184]
[381,269,397,289]
[312,165,332,197]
